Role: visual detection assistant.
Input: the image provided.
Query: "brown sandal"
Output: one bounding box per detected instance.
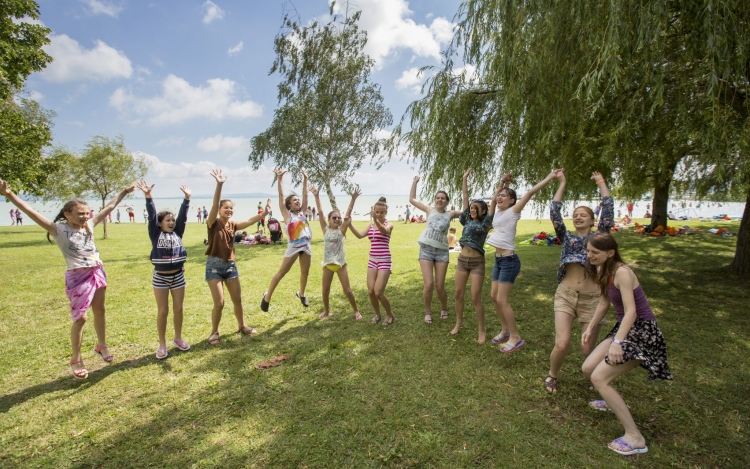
[544,374,558,394]
[208,332,220,345]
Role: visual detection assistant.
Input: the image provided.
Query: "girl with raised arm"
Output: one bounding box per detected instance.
[311,185,362,320]
[451,169,503,343]
[582,233,672,455]
[260,169,313,312]
[136,181,192,359]
[0,177,134,379]
[486,170,560,353]
[349,197,395,325]
[544,170,614,393]
[410,176,463,323]
[205,169,270,345]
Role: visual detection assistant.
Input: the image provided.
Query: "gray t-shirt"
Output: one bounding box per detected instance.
[52,220,102,270]
[417,209,452,250]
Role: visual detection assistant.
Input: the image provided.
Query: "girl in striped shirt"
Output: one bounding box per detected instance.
[349,197,395,326]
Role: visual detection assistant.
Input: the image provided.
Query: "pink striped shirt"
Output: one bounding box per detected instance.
[367,223,391,259]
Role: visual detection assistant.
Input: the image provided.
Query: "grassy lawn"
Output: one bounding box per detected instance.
[0,218,748,468]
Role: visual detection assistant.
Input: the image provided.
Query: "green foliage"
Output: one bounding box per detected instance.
[0,0,52,101]
[249,3,392,210]
[0,95,58,195]
[44,135,148,237]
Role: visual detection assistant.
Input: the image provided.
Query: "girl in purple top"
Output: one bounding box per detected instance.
[582,232,672,456]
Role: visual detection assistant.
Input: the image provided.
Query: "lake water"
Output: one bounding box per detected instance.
[1,195,744,227]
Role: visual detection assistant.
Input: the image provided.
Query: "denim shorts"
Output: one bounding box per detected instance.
[491,253,521,283]
[418,243,449,263]
[205,256,239,281]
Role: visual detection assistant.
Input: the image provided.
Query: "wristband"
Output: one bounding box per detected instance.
[1,190,11,196]
[595,179,605,185]
[611,338,623,346]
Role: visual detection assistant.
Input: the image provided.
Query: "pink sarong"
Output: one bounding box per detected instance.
[65,265,107,322]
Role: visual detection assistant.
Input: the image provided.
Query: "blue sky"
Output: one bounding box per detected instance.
[24,0,465,197]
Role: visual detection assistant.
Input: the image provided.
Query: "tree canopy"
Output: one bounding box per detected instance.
[249,4,392,210]
[45,135,148,239]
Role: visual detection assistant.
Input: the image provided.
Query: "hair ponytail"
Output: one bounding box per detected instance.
[47,200,91,243]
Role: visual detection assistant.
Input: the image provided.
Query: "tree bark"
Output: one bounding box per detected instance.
[324,181,338,212]
[730,190,750,277]
[650,180,671,230]
[102,196,108,239]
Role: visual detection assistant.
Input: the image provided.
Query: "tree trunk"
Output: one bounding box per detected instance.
[650,180,670,230]
[730,190,750,277]
[324,180,338,212]
[102,196,108,239]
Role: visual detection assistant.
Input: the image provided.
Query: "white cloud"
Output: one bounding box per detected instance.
[41,33,132,82]
[197,134,251,159]
[80,0,123,18]
[395,67,426,93]
[329,0,455,66]
[227,41,243,56]
[109,74,263,125]
[28,90,45,101]
[154,136,187,148]
[202,1,225,24]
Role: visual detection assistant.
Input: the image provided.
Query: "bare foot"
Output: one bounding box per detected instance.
[450,322,463,335]
[477,329,486,344]
[318,312,330,319]
[354,311,362,320]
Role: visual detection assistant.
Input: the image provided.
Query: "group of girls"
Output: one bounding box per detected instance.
[0,164,671,456]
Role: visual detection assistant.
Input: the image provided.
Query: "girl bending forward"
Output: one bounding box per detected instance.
[0,178,134,379]
[311,185,362,320]
[582,232,672,456]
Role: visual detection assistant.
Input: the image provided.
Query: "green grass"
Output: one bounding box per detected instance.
[0,218,748,468]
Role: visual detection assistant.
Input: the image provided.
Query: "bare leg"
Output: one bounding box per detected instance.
[581,321,602,356]
[490,281,509,337]
[171,287,185,342]
[336,266,360,318]
[469,272,486,343]
[367,268,381,321]
[70,315,87,363]
[548,311,575,379]
[298,252,311,298]
[224,277,247,330]
[90,287,108,349]
[265,254,299,302]
[493,282,521,346]
[320,267,334,318]
[206,279,225,335]
[452,268,469,335]
[418,259,435,319]
[154,287,170,348]
[374,270,393,320]
[434,261,449,314]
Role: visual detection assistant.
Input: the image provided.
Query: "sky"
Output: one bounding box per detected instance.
[23,0,465,197]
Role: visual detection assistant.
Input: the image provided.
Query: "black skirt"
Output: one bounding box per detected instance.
[604,319,673,381]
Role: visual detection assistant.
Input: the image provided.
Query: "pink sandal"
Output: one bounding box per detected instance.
[69,359,88,379]
[94,344,113,363]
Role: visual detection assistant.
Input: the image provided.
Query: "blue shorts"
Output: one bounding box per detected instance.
[491,253,521,283]
[205,256,239,281]
[418,243,449,263]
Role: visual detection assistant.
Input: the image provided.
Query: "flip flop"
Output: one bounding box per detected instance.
[491,332,510,344]
[172,340,191,351]
[354,311,362,320]
[608,437,648,456]
[238,326,257,335]
[208,332,220,345]
[589,400,611,412]
[499,339,526,354]
[156,346,168,360]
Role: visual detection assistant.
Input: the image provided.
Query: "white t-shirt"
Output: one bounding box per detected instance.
[486,208,521,250]
[52,220,102,270]
[417,209,451,249]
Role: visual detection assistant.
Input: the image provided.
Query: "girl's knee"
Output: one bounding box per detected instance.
[470,293,482,305]
[454,288,465,300]
[553,339,570,355]
[423,280,434,292]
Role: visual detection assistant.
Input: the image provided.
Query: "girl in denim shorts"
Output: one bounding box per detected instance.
[486,169,561,353]
[409,176,463,324]
[205,169,270,345]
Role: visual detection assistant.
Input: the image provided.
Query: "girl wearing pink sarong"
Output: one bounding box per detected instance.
[0,178,135,379]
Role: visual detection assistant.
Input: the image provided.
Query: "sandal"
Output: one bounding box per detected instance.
[172,340,191,351]
[608,437,648,456]
[156,346,168,360]
[370,315,381,325]
[69,359,88,380]
[238,326,257,335]
[499,339,526,354]
[440,309,449,320]
[296,291,310,307]
[94,344,113,363]
[424,312,433,324]
[208,332,220,345]
[544,374,558,394]
[491,332,510,344]
[383,316,395,326]
[589,400,611,412]
[354,311,362,320]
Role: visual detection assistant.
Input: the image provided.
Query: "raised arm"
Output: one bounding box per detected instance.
[136,180,159,238]
[549,169,568,240]
[0,179,56,235]
[206,169,226,229]
[553,168,567,202]
[175,185,191,237]
[236,198,271,230]
[274,168,290,221]
[300,169,309,216]
[490,172,511,216]
[513,169,560,213]
[340,185,361,236]
[592,171,614,232]
[310,185,327,233]
[462,168,471,211]
[409,176,431,214]
[93,184,135,226]
[372,212,393,236]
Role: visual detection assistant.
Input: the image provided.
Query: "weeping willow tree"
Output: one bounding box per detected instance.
[388,0,750,275]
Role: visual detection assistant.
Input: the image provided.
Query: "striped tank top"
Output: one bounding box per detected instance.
[367,223,391,260]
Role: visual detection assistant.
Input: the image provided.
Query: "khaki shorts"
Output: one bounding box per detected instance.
[554,283,607,324]
[456,254,485,276]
